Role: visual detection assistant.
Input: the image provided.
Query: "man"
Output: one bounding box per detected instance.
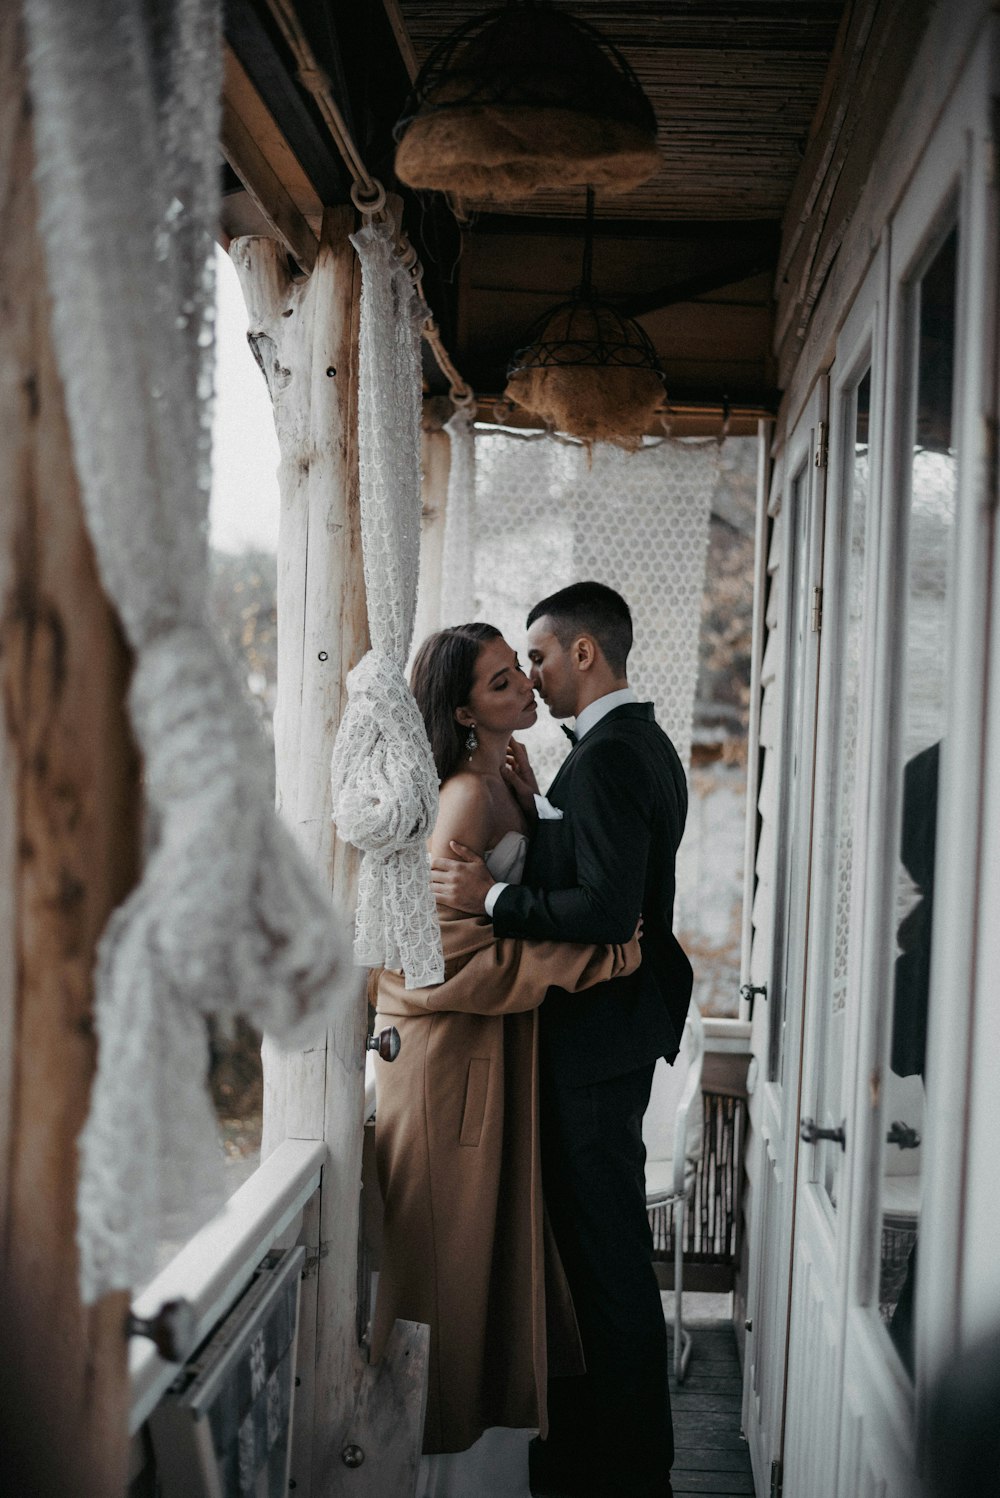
[431,581,692,1498]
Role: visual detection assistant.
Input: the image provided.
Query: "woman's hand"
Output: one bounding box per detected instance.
[501,737,540,819]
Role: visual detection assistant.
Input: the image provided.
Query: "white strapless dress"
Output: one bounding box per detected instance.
[417,829,533,1498]
[484,828,529,885]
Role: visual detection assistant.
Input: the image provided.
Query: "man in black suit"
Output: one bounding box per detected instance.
[431,581,692,1498]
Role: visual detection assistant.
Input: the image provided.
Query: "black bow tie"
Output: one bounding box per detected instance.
[560,724,578,745]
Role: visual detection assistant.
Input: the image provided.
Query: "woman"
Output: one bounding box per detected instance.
[370,623,641,1476]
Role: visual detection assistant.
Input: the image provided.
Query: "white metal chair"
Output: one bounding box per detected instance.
[642,1004,705,1381]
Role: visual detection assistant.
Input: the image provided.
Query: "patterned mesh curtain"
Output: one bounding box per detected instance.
[439,405,477,627]
[440,431,717,787]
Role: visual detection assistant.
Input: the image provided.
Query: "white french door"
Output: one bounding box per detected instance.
[781,246,889,1498]
[743,380,827,1493]
[775,26,1000,1498]
[834,36,998,1495]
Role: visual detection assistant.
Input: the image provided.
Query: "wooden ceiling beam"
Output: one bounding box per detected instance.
[224,0,352,203]
[220,42,322,272]
[465,397,773,440]
[221,91,319,274]
[380,0,420,82]
[468,214,783,243]
[620,256,777,321]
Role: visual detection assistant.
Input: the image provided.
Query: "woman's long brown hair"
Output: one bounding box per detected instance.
[410,623,501,784]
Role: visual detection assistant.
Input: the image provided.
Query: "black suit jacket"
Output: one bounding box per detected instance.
[492,702,693,1086]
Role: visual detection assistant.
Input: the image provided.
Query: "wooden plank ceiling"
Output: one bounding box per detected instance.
[220,0,847,424]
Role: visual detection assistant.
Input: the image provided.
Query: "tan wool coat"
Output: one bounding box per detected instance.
[371,906,641,1454]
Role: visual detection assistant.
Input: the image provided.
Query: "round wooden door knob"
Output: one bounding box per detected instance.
[367,1025,401,1062]
[126,1297,195,1362]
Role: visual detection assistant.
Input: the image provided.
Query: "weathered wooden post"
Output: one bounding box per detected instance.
[231,204,427,1498]
[0,13,140,1494]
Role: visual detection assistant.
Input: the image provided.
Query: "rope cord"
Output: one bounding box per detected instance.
[264,0,474,405]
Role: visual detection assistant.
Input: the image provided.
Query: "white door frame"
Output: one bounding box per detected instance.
[915,17,1000,1376]
[742,379,827,1492]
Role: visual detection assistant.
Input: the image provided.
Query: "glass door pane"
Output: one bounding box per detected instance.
[878,226,959,1376]
[817,370,872,1214]
[770,468,811,1088]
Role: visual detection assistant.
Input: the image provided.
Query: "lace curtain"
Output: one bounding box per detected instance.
[23,0,355,1302]
[439,405,477,626]
[440,432,717,787]
[330,221,443,988]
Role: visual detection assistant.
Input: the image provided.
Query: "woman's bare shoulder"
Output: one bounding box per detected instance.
[438,770,492,810]
[432,772,494,858]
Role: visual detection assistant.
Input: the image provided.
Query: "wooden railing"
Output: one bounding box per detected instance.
[128,1137,325,1434]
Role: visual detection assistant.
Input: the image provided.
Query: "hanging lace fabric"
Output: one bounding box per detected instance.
[329,219,444,989]
[23,0,356,1302]
[442,431,718,788]
[439,404,477,626]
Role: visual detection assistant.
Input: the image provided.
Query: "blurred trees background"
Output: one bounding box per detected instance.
[205,549,278,1166]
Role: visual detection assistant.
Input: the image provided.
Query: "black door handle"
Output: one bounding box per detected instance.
[800,1117,846,1150]
[886,1119,920,1150]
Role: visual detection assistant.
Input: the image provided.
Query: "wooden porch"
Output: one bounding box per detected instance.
[416,1300,754,1498]
[12,0,974,1494]
[667,1311,753,1498]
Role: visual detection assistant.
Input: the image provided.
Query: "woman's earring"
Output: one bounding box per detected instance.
[465,725,478,758]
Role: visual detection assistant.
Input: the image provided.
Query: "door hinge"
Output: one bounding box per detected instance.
[811,584,823,632]
[814,420,828,469]
[770,1458,784,1498]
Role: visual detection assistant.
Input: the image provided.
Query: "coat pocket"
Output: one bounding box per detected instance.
[459,1057,491,1147]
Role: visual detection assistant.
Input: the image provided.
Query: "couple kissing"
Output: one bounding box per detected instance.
[371,580,693,1498]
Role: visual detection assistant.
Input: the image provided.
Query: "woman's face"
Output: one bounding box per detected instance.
[458,634,537,738]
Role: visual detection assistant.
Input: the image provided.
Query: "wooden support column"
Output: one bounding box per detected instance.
[231,206,427,1498]
[0,13,140,1495]
[412,397,453,649]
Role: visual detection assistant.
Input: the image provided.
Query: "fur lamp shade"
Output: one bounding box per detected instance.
[393,5,660,202]
[505,301,665,450]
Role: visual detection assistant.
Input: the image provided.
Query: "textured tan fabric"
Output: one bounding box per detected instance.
[372,906,640,1453]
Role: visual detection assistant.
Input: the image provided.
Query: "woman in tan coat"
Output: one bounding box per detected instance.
[371,624,640,1472]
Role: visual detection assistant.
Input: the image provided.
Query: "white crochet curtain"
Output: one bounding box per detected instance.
[330,221,443,988]
[439,405,477,626]
[441,432,717,787]
[23,0,355,1302]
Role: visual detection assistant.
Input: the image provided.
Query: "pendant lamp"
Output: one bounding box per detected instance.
[504,189,666,448]
[393,1,659,202]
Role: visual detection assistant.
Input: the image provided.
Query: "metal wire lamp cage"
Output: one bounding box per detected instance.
[393,0,660,201]
[504,189,666,448]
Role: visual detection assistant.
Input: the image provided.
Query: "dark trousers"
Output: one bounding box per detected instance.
[540,1061,673,1489]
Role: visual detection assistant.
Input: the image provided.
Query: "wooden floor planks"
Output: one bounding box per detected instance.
[413,1316,757,1496]
[668,1322,756,1498]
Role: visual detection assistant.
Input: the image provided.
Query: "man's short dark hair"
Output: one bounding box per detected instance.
[526,581,633,676]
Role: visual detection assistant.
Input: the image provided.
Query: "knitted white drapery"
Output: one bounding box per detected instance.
[23,0,355,1302]
[439,405,477,626]
[330,222,443,988]
[441,432,717,787]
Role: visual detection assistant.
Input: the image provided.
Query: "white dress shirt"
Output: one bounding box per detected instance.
[484,687,638,916]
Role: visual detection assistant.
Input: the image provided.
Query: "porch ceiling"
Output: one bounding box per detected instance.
[397,1,845,221]
[220,0,848,423]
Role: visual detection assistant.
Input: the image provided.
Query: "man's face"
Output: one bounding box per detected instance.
[526,616,578,720]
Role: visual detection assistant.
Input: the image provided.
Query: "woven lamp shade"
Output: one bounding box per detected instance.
[393,3,660,202]
[505,297,666,450]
